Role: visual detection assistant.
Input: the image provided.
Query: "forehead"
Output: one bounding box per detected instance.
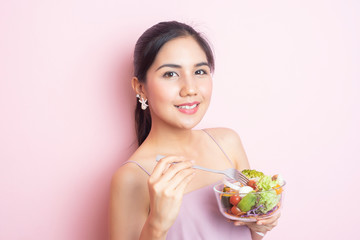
[152,36,208,67]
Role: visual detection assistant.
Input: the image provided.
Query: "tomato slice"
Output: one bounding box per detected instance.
[231,206,246,216]
[229,194,241,206]
[231,206,241,216]
[248,179,257,190]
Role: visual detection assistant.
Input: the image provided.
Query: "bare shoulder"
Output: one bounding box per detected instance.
[110,149,155,196]
[203,127,250,170]
[203,127,242,146]
[111,162,146,191]
[110,158,150,239]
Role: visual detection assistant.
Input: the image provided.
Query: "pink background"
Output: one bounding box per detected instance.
[1,0,359,239]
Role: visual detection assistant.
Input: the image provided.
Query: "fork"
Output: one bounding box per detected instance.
[155,155,249,186]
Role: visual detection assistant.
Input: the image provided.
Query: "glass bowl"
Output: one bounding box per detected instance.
[213,179,286,222]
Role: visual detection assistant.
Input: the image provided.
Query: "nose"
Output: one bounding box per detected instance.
[179,75,198,97]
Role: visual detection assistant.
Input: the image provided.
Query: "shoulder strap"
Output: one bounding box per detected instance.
[122,160,151,176]
[202,129,235,167]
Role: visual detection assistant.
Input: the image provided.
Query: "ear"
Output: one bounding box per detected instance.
[131,77,147,97]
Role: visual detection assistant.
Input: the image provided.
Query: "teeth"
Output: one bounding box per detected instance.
[177,104,197,109]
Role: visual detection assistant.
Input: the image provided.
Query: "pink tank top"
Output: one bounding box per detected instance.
[124,130,252,239]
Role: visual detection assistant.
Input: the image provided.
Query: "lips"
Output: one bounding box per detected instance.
[175,102,200,114]
[175,102,200,109]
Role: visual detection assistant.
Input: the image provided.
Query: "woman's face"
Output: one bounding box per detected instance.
[144,36,213,130]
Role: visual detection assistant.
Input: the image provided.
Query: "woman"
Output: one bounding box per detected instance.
[110,21,280,240]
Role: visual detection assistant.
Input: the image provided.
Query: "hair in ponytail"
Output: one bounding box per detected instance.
[134,102,151,146]
[133,21,215,146]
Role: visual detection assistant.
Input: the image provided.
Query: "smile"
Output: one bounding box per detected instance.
[175,102,200,114]
[175,103,198,109]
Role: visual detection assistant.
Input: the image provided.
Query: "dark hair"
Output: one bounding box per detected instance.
[133,21,215,146]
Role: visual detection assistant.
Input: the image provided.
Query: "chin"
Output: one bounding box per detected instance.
[177,116,204,130]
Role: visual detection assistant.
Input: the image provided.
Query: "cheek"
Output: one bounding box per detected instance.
[200,80,213,100]
[146,81,176,104]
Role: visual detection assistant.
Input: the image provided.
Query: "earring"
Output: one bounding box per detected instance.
[136,94,148,110]
[139,97,148,110]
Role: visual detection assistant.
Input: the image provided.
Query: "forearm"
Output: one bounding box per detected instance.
[139,217,167,240]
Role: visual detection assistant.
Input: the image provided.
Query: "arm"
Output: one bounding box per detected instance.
[109,156,195,240]
[205,128,280,239]
[251,231,265,240]
[110,165,167,240]
[236,213,281,239]
[109,165,150,239]
[228,130,281,239]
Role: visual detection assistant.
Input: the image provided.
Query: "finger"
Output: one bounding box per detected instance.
[237,222,262,233]
[160,160,194,182]
[254,221,277,232]
[174,169,195,194]
[259,211,280,221]
[262,225,273,232]
[248,223,267,233]
[257,213,281,225]
[167,168,196,189]
[270,220,278,228]
[150,156,186,179]
[234,221,246,226]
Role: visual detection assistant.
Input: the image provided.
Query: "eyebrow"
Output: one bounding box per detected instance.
[155,62,210,71]
[195,62,210,68]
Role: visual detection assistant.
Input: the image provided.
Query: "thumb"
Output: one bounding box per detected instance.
[234,221,246,226]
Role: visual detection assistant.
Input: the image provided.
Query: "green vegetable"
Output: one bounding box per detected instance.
[237,192,256,212]
[258,191,280,213]
[241,169,264,179]
[256,175,281,213]
[257,175,277,191]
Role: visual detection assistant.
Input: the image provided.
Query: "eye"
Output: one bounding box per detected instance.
[195,69,207,75]
[163,71,179,78]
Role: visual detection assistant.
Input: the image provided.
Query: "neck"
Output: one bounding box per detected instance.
[144,121,198,156]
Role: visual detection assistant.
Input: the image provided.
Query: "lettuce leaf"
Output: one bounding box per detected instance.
[257,175,277,191]
[258,191,280,213]
[256,176,280,213]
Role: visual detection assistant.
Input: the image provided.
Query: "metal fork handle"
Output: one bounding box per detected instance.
[191,165,225,174]
[193,166,235,180]
[155,155,232,178]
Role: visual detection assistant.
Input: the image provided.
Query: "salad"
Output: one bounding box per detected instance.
[215,169,285,221]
